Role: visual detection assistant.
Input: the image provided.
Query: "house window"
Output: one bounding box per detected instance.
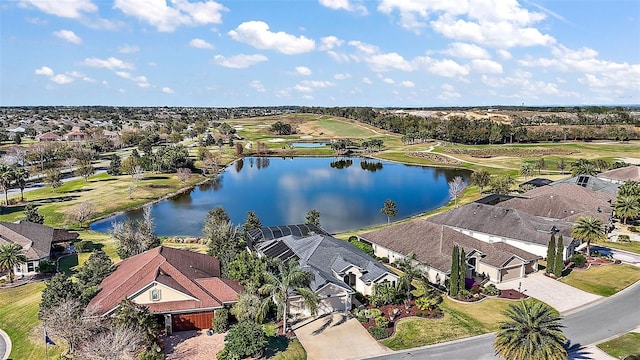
[27,261,36,273]
[151,289,161,301]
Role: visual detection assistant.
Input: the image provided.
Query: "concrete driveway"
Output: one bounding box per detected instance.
[294,313,390,360]
[495,272,602,314]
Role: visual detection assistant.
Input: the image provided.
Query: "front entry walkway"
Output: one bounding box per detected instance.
[495,272,602,314]
[293,313,390,360]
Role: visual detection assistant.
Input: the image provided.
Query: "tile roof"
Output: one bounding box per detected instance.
[598,166,640,182]
[87,246,242,316]
[255,232,396,292]
[0,221,78,260]
[428,203,575,246]
[360,220,539,273]
[497,184,613,222]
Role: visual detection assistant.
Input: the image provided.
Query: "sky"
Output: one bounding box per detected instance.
[1,0,639,107]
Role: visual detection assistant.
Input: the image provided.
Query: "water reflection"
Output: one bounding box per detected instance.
[91,157,470,236]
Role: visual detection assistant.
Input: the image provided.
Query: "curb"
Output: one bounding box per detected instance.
[0,328,11,360]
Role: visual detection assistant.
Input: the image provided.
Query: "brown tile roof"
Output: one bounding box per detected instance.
[88,246,242,316]
[360,220,539,273]
[497,185,613,223]
[0,221,78,260]
[427,203,575,246]
[598,166,640,182]
[36,132,61,140]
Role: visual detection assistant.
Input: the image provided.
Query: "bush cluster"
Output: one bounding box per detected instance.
[571,254,587,268]
[368,326,389,340]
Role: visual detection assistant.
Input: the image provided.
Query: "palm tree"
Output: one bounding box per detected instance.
[0,243,28,283]
[520,163,533,181]
[571,217,606,257]
[396,254,421,299]
[260,259,319,335]
[0,164,16,206]
[12,166,29,202]
[494,301,567,360]
[615,196,640,225]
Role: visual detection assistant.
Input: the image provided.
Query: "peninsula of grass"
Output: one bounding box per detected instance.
[597,332,640,359]
[560,264,640,297]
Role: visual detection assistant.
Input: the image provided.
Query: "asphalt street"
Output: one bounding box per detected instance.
[366,281,640,360]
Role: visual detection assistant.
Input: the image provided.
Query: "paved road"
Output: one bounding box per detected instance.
[366,281,640,360]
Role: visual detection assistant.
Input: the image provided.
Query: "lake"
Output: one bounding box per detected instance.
[90,157,470,236]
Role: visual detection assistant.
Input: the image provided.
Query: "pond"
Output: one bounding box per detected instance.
[290,142,328,148]
[90,157,470,236]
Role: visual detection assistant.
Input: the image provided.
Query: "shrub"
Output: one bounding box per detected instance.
[457,289,471,299]
[629,226,639,233]
[38,259,56,273]
[484,284,501,296]
[368,326,389,340]
[571,254,587,268]
[138,343,165,360]
[355,291,367,305]
[369,308,383,319]
[375,316,389,328]
[470,285,482,294]
[415,311,422,317]
[348,238,374,257]
[75,240,95,253]
[221,321,267,359]
[415,297,430,311]
[370,283,402,306]
[618,234,631,242]
[213,308,230,333]
[380,257,389,263]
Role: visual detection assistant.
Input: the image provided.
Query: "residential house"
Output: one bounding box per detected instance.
[428,203,580,261]
[519,177,553,189]
[87,246,243,334]
[360,220,540,284]
[251,225,399,317]
[497,184,614,223]
[550,175,619,195]
[36,132,61,142]
[64,130,87,142]
[0,221,78,276]
[597,165,640,184]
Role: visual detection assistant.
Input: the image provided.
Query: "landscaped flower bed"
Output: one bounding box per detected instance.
[498,289,528,300]
[354,299,444,339]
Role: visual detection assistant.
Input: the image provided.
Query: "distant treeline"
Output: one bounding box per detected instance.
[298,107,640,145]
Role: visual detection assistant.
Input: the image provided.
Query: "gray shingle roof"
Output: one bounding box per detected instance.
[428,203,575,246]
[550,175,619,194]
[598,165,640,182]
[0,221,78,260]
[360,220,540,273]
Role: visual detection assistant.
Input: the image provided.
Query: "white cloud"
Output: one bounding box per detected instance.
[113,0,226,32]
[19,0,97,19]
[249,80,266,92]
[294,85,313,93]
[118,45,140,54]
[319,0,368,15]
[115,71,149,87]
[81,57,134,70]
[348,40,379,55]
[377,0,555,48]
[229,21,315,55]
[189,38,214,49]
[35,66,54,76]
[443,42,490,59]
[212,54,268,68]
[427,58,470,77]
[299,80,335,88]
[295,66,312,75]
[53,29,82,44]
[334,73,351,80]
[162,87,174,94]
[367,52,415,72]
[327,51,350,63]
[319,36,344,51]
[400,80,415,87]
[496,49,512,60]
[438,83,461,99]
[471,59,503,73]
[362,77,372,84]
[51,74,74,84]
[383,77,395,84]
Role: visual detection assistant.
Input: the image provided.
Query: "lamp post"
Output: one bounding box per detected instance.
[518,282,522,296]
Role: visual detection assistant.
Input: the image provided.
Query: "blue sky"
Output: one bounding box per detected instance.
[1,0,639,107]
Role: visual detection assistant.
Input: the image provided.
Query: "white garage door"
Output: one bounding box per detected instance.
[501,266,521,282]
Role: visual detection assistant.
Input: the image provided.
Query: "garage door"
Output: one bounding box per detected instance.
[501,266,521,282]
[172,312,214,332]
[316,296,348,316]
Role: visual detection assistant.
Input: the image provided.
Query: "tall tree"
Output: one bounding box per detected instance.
[112,299,158,346]
[76,250,114,302]
[571,217,606,257]
[380,199,398,224]
[0,164,15,206]
[39,273,81,318]
[0,243,27,283]
[459,248,467,293]
[471,169,491,193]
[107,154,122,176]
[545,234,556,274]
[207,206,230,224]
[396,255,421,300]
[259,259,319,335]
[23,202,45,224]
[242,211,262,234]
[554,236,564,278]
[520,163,533,181]
[615,196,640,225]
[448,176,466,208]
[205,220,242,276]
[112,206,159,259]
[493,301,567,360]
[557,158,567,174]
[450,245,459,297]
[12,166,29,202]
[305,209,321,227]
[41,298,91,355]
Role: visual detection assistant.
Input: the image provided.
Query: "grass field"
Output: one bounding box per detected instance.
[381,298,541,350]
[606,241,640,254]
[597,332,640,359]
[0,282,65,360]
[560,264,640,296]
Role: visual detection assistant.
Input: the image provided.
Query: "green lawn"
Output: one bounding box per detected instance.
[597,332,640,359]
[0,283,65,360]
[560,264,640,296]
[606,241,640,254]
[381,298,542,350]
